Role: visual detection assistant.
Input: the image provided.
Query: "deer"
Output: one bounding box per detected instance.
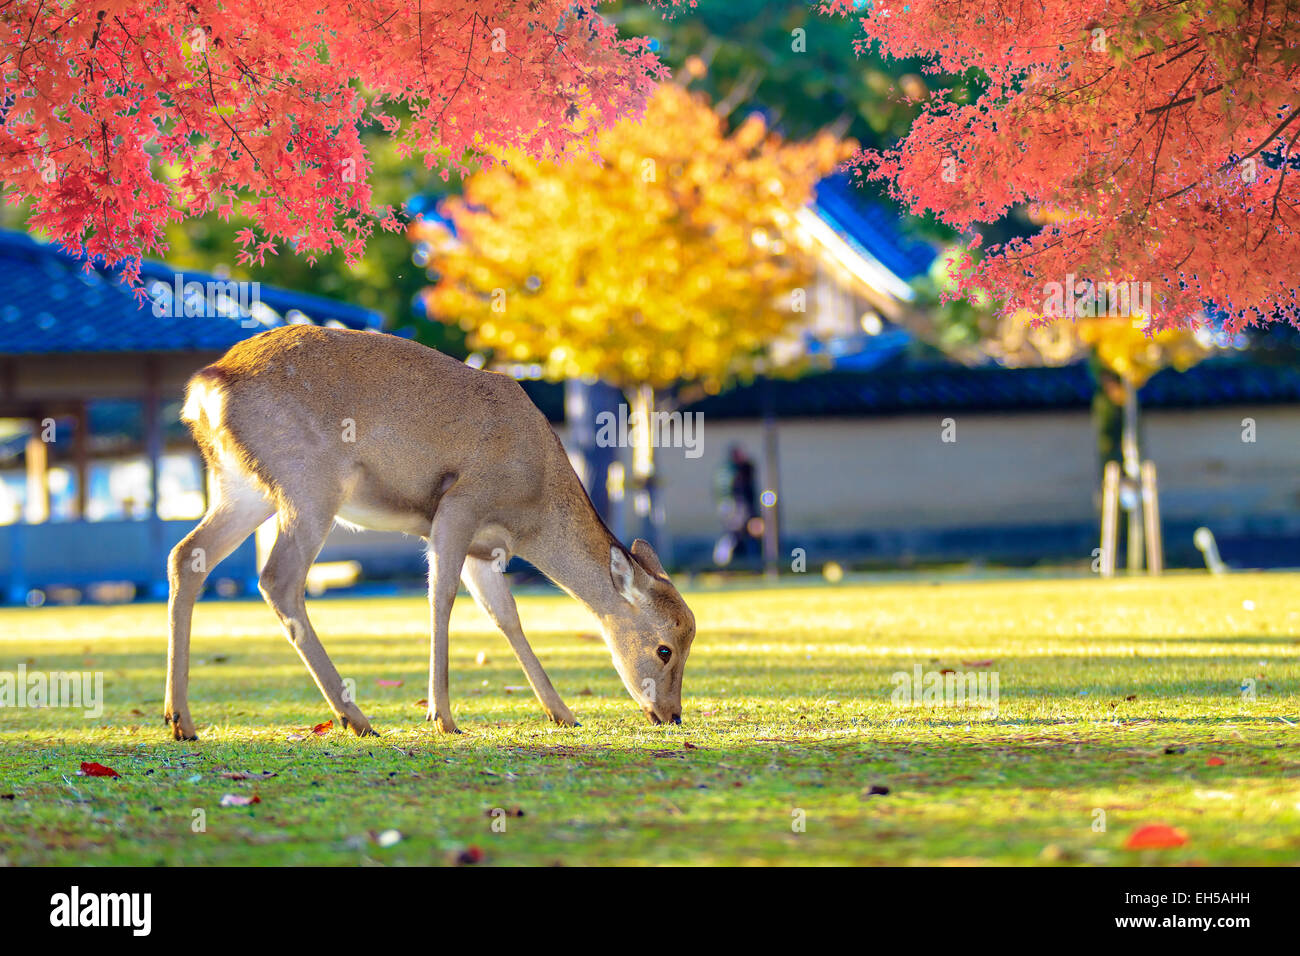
[165,325,694,740]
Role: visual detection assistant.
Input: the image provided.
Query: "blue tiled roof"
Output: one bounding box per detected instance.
[679,357,1300,420]
[812,174,939,282]
[0,230,382,355]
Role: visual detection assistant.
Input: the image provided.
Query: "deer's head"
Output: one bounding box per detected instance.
[604,539,695,725]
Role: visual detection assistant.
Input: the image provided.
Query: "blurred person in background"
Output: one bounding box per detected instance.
[713,443,761,566]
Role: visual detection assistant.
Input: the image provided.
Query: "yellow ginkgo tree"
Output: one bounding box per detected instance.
[418,81,851,533]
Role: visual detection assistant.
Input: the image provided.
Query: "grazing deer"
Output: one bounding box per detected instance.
[166,325,694,739]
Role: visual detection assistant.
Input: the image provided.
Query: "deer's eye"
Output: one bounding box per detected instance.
[656,645,673,664]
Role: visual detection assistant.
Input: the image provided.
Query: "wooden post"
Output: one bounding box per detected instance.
[1141,460,1163,575]
[760,375,781,581]
[74,401,90,520]
[24,417,49,524]
[1121,380,1143,572]
[1100,460,1120,578]
[629,383,659,553]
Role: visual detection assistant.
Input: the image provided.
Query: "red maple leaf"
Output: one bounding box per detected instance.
[1123,824,1188,850]
[80,762,120,778]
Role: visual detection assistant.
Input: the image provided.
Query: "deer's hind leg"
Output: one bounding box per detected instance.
[259,496,377,737]
[166,468,273,741]
[462,555,577,726]
[425,499,479,734]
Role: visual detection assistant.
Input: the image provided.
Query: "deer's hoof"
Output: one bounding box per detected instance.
[339,714,377,737]
[432,714,461,735]
[165,709,197,741]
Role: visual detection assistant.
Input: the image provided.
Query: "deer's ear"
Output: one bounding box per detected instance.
[631,538,669,580]
[610,545,646,606]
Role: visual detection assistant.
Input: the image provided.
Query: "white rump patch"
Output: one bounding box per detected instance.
[182,378,224,429]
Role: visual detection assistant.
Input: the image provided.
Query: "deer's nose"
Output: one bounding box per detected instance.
[670,713,682,725]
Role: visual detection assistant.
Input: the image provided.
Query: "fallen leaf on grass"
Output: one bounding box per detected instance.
[1163,745,1187,755]
[219,793,261,807]
[863,784,891,797]
[79,762,120,778]
[451,846,484,865]
[312,720,333,736]
[220,771,278,781]
[1206,756,1225,767]
[1124,824,1187,850]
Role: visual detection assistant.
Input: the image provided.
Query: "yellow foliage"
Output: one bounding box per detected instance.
[1075,315,1208,387]
[419,83,853,392]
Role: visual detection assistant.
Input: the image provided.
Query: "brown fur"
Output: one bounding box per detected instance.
[164,326,694,739]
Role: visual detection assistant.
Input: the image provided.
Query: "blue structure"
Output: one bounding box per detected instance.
[0,230,382,603]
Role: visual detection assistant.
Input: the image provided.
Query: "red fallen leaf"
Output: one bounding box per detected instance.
[939,668,956,675]
[377,679,403,687]
[1206,756,1226,767]
[1124,824,1188,850]
[961,660,994,668]
[684,742,698,750]
[415,698,429,708]
[80,762,120,778]
[312,720,333,736]
[453,845,484,865]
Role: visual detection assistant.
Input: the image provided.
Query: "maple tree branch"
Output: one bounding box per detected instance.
[1256,123,1300,250]
[1161,107,1300,202]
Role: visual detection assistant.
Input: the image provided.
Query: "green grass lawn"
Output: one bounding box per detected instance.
[0,573,1297,866]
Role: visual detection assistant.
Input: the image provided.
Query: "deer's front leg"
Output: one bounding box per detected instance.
[461,555,577,726]
[426,506,474,735]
